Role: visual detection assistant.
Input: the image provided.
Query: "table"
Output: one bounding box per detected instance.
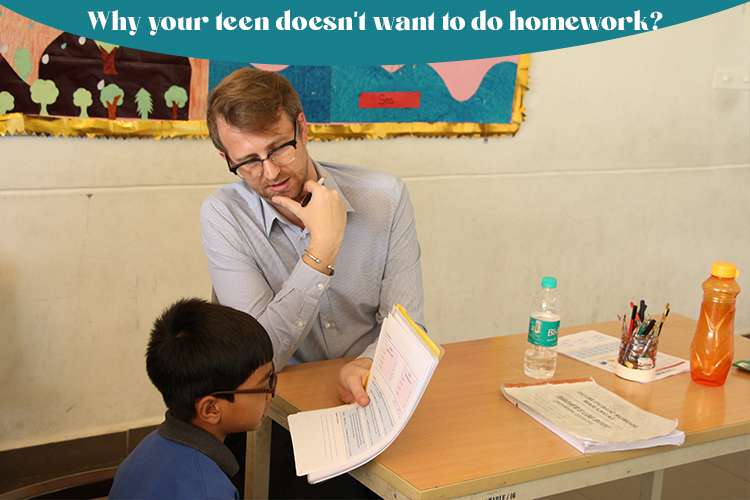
[245,314,750,499]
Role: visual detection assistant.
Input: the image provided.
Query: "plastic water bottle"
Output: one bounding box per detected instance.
[524,276,560,379]
[690,261,741,386]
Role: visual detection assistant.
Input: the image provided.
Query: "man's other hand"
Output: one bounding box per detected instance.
[337,358,372,407]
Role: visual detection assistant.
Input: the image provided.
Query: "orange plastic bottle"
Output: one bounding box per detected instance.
[690,262,741,386]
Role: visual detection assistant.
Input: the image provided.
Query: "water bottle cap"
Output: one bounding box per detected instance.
[711,261,739,279]
[541,276,558,289]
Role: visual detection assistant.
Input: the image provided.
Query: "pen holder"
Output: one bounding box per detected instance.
[616,331,658,382]
[615,301,667,383]
[616,333,658,382]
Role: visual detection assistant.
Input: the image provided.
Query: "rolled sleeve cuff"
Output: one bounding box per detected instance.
[287,259,332,317]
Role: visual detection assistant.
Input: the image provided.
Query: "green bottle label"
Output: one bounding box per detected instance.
[528,317,559,347]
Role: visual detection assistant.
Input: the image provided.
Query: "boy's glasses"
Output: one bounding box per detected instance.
[211,370,277,399]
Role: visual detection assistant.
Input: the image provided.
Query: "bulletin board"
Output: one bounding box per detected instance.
[0,5,529,139]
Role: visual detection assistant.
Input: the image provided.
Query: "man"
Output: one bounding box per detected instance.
[201,67,424,407]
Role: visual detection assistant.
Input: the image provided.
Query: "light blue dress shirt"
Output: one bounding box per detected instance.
[200,162,425,369]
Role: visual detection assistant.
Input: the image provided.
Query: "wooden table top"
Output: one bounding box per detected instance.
[275,314,750,496]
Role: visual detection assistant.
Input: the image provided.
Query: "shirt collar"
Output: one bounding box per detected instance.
[157,412,239,478]
[258,161,354,237]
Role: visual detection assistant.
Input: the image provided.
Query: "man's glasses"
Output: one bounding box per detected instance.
[210,370,277,400]
[225,124,298,179]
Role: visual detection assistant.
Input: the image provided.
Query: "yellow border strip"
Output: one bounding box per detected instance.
[0,55,530,140]
[0,113,208,139]
[395,304,445,359]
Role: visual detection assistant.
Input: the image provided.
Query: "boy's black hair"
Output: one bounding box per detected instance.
[146,298,273,421]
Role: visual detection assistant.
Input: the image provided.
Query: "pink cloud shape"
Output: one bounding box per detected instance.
[429,56,519,102]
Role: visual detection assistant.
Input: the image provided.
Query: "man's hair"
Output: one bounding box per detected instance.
[207,67,303,153]
[146,298,273,421]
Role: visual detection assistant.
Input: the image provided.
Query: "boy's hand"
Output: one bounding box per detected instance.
[337,358,372,407]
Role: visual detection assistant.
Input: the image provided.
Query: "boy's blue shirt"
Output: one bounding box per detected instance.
[109,413,239,500]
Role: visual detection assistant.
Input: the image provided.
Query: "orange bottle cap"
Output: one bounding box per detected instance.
[711,261,739,279]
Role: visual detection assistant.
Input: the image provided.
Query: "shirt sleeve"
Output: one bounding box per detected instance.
[201,199,332,370]
[360,179,426,360]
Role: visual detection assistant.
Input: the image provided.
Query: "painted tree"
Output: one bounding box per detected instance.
[94,41,119,75]
[0,91,15,114]
[30,79,59,115]
[72,88,93,118]
[135,88,153,119]
[99,83,124,119]
[164,85,188,120]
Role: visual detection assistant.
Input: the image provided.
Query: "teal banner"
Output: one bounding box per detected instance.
[0,1,744,64]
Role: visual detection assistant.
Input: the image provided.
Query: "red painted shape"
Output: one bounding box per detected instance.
[359,91,420,109]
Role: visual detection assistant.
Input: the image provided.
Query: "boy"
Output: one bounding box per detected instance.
[109,298,275,500]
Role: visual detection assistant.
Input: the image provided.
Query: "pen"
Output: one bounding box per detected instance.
[652,303,671,342]
[628,303,637,338]
[634,317,651,338]
[641,319,656,338]
[638,299,647,322]
[661,302,670,322]
[619,303,638,364]
[300,176,326,207]
[618,312,629,363]
[643,303,671,361]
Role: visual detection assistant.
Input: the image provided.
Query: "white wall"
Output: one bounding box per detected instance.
[1,5,748,450]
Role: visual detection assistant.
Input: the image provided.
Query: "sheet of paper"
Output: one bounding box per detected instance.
[558,330,689,380]
[287,392,394,475]
[288,307,439,481]
[503,380,679,443]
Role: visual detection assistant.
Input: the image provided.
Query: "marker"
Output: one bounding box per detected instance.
[300,176,326,207]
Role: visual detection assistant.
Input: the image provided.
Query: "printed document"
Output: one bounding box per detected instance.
[288,305,444,483]
[502,378,685,453]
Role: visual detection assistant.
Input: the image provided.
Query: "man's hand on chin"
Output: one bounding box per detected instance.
[337,358,373,407]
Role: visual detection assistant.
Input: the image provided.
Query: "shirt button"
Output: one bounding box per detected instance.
[325,322,335,329]
[317,283,325,290]
[296,320,304,328]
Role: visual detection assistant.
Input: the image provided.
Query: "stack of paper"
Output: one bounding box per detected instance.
[288,305,444,483]
[501,378,685,453]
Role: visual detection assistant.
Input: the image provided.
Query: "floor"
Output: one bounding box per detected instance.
[542,450,750,500]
